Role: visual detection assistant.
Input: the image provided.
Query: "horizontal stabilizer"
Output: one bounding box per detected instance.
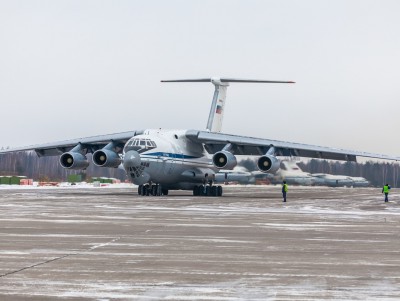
[161,76,295,133]
[161,78,295,84]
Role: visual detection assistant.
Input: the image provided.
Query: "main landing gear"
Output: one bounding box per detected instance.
[138,184,168,196]
[193,184,223,197]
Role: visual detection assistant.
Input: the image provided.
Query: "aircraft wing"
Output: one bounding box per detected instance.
[0,130,142,157]
[186,130,399,161]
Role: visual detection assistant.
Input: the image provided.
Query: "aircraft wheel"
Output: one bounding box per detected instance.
[162,188,169,196]
[217,185,223,196]
[193,186,199,196]
[156,185,162,196]
[145,185,151,196]
[211,186,217,196]
[205,186,211,196]
[198,185,204,196]
[141,185,147,196]
[138,185,143,195]
[151,185,157,196]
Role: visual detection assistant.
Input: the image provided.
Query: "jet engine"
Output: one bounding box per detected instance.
[212,151,237,170]
[92,149,121,168]
[257,155,280,173]
[60,152,89,170]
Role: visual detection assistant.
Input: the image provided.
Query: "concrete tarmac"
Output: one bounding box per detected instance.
[0,185,399,300]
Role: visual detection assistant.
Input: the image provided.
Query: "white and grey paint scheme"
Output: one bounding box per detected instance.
[1,77,396,196]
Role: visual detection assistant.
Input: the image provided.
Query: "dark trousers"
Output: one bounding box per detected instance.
[384,193,389,202]
[282,192,287,202]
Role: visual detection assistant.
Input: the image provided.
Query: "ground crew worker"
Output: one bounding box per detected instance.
[282,181,288,202]
[382,183,391,202]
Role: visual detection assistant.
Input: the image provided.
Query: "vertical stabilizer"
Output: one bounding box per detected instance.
[206,78,229,132]
[161,77,295,133]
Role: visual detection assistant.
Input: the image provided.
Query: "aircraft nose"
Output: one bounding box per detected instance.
[123,150,141,168]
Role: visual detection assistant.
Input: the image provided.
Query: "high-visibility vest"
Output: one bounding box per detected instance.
[283,184,288,192]
[383,185,390,193]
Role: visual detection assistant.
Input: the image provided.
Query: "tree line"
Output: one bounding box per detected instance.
[1,152,398,187]
[0,151,126,182]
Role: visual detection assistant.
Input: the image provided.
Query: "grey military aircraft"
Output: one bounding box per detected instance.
[215,166,259,185]
[0,77,397,196]
[311,173,354,187]
[350,177,370,187]
[267,160,315,186]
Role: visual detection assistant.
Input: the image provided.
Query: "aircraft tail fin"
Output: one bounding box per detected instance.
[161,77,295,133]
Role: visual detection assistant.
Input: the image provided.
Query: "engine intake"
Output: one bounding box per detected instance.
[212,151,237,170]
[60,152,89,170]
[93,149,121,168]
[257,155,280,173]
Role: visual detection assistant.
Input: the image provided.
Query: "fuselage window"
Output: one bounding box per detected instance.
[140,140,145,146]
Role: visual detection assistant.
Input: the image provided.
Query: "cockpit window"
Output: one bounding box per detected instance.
[124,138,157,153]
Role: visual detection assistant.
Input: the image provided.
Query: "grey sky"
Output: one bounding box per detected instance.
[1,0,399,157]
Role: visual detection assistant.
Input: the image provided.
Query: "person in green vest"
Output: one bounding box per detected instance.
[382,183,391,202]
[282,181,288,202]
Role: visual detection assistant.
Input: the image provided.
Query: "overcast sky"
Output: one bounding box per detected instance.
[1,0,399,157]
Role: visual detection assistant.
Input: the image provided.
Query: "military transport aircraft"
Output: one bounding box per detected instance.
[215,166,260,185]
[0,77,397,196]
[267,160,315,186]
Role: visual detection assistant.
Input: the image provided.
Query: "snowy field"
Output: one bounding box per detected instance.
[0,186,399,300]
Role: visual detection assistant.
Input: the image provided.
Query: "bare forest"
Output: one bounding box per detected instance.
[0,152,126,182]
[1,152,398,187]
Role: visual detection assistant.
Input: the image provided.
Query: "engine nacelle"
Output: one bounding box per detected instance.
[257,155,280,173]
[212,151,237,170]
[60,152,89,170]
[93,149,121,168]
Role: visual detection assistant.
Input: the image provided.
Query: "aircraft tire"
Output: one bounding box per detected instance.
[151,185,157,196]
[217,185,223,196]
[162,188,169,196]
[205,186,211,196]
[193,186,199,196]
[156,185,162,196]
[141,185,147,196]
[138,185,143,195]
[198,185,205,196]
[211,186,217,196]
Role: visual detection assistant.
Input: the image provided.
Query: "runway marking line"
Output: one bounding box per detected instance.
[0,237,121,279]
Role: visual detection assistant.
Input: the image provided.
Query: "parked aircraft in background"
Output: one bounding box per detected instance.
[267,160,315,186]
[271,160,370,187]
[311,173,354,187]
[351,177,370,187]
[217,160,370,187]
[215,166,259,184]
[0,77,390,196]
[215,167,254,184]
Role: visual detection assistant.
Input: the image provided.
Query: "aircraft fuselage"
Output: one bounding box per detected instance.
[123,129,218,190]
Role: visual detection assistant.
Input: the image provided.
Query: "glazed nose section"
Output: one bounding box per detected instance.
[123,150,141,168]
[123,150,143,178]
